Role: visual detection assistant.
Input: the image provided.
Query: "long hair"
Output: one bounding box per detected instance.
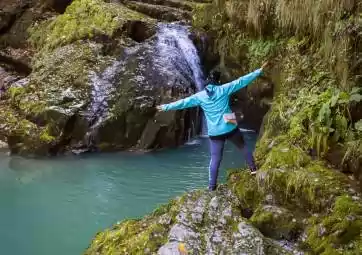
[206,70,221,85]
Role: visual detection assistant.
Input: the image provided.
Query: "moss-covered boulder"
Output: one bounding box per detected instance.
[85,187,293,254]
[303,195,362,254]
[250,205,302,240]
[228,165,361,254]
[0,0,206,156]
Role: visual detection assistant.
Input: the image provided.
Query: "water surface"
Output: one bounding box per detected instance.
[0,135,256,255]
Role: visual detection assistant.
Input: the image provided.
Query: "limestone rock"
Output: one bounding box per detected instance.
[85,187,292,255]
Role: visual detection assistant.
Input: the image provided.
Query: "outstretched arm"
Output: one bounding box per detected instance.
[220,61,270,96]
[157,94,200,111]
[220,69,263,96]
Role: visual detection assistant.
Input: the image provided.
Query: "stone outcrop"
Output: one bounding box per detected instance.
[85,186,298,255]
[0,0,208,156]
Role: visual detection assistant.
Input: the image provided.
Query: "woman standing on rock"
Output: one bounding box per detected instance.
[157,62,269,191]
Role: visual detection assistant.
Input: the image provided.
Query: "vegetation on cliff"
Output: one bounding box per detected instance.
[194,0,362,253]
[193,0,361,181]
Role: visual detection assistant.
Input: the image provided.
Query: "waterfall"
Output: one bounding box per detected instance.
[156,23,205,91]
[82,22,207,151]
[155,23,208,137]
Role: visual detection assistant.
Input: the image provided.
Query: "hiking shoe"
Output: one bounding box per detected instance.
[208,184,217,191]
[250,168,257,175]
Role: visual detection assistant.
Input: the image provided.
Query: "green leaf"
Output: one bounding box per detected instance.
[355,120,362,131]
[351,87,361,95]
[318,103,331,124]
[338,99,349,104]
[330,93,339,107]
[350,93,362,103]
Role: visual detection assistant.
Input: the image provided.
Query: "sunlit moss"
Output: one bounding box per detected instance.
[29,0,153,50]
[261,143,311,170]
[258,161,351,212]
[228,170,263,210]
[85,198,181,254]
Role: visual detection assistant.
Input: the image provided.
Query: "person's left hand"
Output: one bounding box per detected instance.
[156,105,163,112]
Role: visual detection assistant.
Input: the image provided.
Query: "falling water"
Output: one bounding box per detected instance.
[155,23,208,136]
[84,58,125,148]
[156,23,205,91]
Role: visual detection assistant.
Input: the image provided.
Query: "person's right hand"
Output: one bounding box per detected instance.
[156,105,163,112]
[261,61,270,71]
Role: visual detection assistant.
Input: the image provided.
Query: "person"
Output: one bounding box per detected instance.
[156,62,269,191]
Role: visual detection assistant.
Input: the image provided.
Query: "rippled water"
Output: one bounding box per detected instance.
[0,135,256,255]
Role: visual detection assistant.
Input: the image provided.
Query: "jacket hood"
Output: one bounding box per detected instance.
[205,84,217,99]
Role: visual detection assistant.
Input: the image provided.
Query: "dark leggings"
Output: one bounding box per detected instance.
[208,128,256,190]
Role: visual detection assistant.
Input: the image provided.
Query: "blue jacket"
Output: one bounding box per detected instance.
[161,69,263,136]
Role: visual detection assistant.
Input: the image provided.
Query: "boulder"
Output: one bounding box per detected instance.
[250,205,302,240]
[85,187,292,254]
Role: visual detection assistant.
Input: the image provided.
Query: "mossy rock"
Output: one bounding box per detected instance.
[303,195,362,254]
[85,218,171,254]
[30,42,109,97]
[258,162,353,212]
[250,205,302,240]
[228,170,263,211]
[0,104,56,156]
[28,0,155,51]
[1,42,110,155]
[261,143,311,170]
[85,187,292,254]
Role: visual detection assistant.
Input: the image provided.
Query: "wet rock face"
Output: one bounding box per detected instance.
[0,0,210,156]
[0,67,19,96]
[43,0,73,13]
[66,23,203,153]
[0,0,29,34]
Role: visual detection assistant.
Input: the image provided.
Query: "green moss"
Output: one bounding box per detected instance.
[192,3,214,29]
[246,39,279,69]
[259,161,351,212]
[305,195,362,254]
[29,0,152,50]
[86,216,169,254]
[228,170,263,210]
[151,198,178,217]
[8,87,26,101]
[85,197,183,254]
[261,143,311,170]
[31,42,100,93]
[250,205,302,240]
[39,126,56,143]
